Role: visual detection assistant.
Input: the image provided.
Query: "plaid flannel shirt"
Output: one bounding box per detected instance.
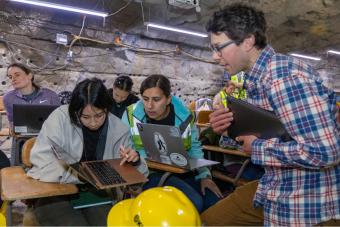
[245,45,340,226]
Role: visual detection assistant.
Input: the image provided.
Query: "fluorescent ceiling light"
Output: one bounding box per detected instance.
[327,50,340,55]
[145,22,208,38]
[10,0,108,17]
[290,53,321,61]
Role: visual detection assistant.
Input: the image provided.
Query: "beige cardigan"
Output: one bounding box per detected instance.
[27,105,149,183]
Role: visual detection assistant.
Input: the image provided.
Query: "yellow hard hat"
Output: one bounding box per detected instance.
[0,201,7,226]
[107,186,201,226]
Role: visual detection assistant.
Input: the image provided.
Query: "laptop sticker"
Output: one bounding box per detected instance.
[169,127,181,137]
[14,126,27,133]
[170,153,187,167]
[160,155,172,165]
[153,132,167,154]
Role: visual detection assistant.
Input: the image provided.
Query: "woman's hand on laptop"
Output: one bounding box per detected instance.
[119,146,139,166]
[210,105,233,135]
[201,178,223,198]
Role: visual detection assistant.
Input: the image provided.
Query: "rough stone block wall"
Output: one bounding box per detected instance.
[0,9,339,106]
[0,10,227,105]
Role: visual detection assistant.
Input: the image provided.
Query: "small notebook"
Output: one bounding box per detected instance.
[70,190,113,209]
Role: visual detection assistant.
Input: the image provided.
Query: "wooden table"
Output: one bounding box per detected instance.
[1,166,78,225]
[202,145,251,186]
[10,134,34,166]
[146,160,188,174]
[203,145,250,158]
[146,160,188,186]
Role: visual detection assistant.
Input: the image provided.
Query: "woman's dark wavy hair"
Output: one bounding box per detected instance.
[140,75,171,97]
[69,78,113,126]
[114,75,133,92]
[206,4,267,49]
[7,63,39,89]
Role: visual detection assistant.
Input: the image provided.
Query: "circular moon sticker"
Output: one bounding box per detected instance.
[170,153,188,167]
[153,132,167,154]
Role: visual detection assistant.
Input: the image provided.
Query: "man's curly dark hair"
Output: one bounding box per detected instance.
[206,4,267,49]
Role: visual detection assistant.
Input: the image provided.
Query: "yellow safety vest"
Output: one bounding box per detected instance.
[126,104,193,151]
[219,74,247,108]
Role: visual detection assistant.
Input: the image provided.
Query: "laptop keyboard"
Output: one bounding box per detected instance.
[86,162,126,185]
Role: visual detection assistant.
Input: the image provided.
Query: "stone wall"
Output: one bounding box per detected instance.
[0,9,339,106]
[0,9,227,105]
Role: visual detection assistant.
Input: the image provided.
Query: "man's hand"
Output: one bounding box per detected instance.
[119,146,139,165]
[236,135,257,155]
[209,105,233,135]
[200,178,223,198]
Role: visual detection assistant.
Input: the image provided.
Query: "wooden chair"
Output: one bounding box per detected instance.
[1,137,78,226]
[196,110,211,124]
[21,137,38,225]
[0,96,6,114]
[21,137,36,168]
[196,110,212,128]
[203,145,251,187]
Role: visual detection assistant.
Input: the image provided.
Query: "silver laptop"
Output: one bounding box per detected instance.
[48,137,148,190]
[136,123,219,170]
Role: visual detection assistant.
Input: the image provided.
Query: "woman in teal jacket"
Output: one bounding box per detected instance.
[122,74,222,212]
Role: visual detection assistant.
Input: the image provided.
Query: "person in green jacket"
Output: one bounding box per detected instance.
[122,74,223,212]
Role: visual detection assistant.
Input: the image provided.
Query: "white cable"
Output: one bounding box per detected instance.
[106,0,132,17]
[27,46,61,71]
[78,15,86,37]
[1,38,61,56]
[5,41,68,71]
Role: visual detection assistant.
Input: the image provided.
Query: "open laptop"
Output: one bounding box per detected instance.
[48,137,148,190]
[136,123,219,170]
[226,96,292,141]
[13,104,59,135]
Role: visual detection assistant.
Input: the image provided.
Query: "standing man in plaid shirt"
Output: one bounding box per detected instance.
[201,3,340,226]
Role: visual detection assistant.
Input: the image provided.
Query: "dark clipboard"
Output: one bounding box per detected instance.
[226,96,292,142]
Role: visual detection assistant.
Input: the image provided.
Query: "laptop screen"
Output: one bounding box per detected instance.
[137,123,220,170]
[136,123,191,167]
[13,104,59,134]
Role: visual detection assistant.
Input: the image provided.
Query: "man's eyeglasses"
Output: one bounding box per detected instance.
[210,40,235,53]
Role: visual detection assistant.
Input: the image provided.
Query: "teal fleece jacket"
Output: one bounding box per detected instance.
[122,95,211,180]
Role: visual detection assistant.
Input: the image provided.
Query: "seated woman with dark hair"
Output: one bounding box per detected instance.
[109,75,139,118]
[3,63,60,127]
[122,74,223,213]
[27,78,148,226]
